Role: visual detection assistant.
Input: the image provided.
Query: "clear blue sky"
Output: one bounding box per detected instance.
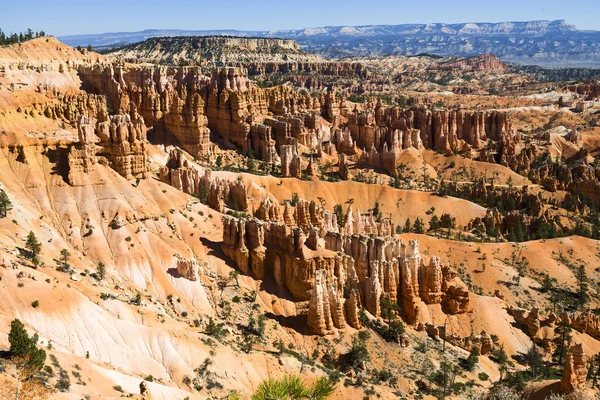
[0,0,599,36]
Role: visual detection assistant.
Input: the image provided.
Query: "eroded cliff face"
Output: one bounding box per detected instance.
[74,63,516,180]
[158,147,247,212]
[68,113,148,184]
[221,200,471,335]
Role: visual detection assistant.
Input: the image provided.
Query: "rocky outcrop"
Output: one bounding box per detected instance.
[280,142,302,178]
[222,213,470,335]
[307,269,334,335]
[68,113,148,183]
[437,54,506,73]
[420,324,495,355]
[254,197,281,222]
[566,127,583,146]
[159,148,247,212]
[566,82,600,100]
[68,115,97,185]
[339,153,349,180]
[346,102,513,159]
[96,114,148,180]
[176,258,200,281]
[560,344,587,393]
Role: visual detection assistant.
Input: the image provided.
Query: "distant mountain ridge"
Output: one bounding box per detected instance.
[108,35,323,66]
[59,20,600,67]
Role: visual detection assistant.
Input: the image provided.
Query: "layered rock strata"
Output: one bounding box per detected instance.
[222,203,471,334]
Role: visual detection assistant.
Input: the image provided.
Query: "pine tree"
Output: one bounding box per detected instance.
[429,215,441,237]
[525,345,544,377]
[8,319,46,370]
[25,231,41,259]
[465,346,480,371]
[404,218,411,233]
[60,249,71,271]
[0,188,13,217]
[577,265,589,308]
[554,319,572,364]
[97,261,106,281]
[413,217,424,234]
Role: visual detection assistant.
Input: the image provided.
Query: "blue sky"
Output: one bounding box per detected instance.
[0,0,599,36]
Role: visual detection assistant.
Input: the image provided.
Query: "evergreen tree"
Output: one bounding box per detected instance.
[25,231,41,258]
[404,218,411,233]
[333,204,343,227]
[60,249,71,271]
[8,319,46,370]
[577,265,589,308]
[97,261,106,281]
[524,345,544,377]
[380,297,404,342]
[554,319,572,365]
[541,273,552,293]
[87,44,93,52]
[413,217,424,234]
[247,150,256,172]
[0,188,13,217]
[429,215,441,237]
[464,346,480,371]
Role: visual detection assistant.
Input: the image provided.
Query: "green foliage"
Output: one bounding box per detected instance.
[252,375,335,400]
[59,248,71,271]
[0,188,13,217]
[8,319,46,370]
[25,231,42,259]
[131,293,142,306]
[463,347,479,371]
[0,28,45,46]
[413,217,424,234]
[289,192,300,206]
[524,344,544,377]
[576,265,589,308]
[429,215,441,236]
[97,261,106,281]
[333,204,343,227]
[204,317,226,340]
[341,333,370,370]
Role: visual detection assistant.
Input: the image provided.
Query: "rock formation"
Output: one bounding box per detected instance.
[307,269,334,335]
[222,210,470,334]
[560,344,587,393]
[159,148,247,212]
[68,113,148,184]
[176,258,200,281]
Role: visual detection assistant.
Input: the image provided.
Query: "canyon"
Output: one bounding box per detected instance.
[0,32,600,400]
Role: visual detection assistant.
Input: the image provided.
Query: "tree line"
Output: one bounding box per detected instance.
[0,28,46,46]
